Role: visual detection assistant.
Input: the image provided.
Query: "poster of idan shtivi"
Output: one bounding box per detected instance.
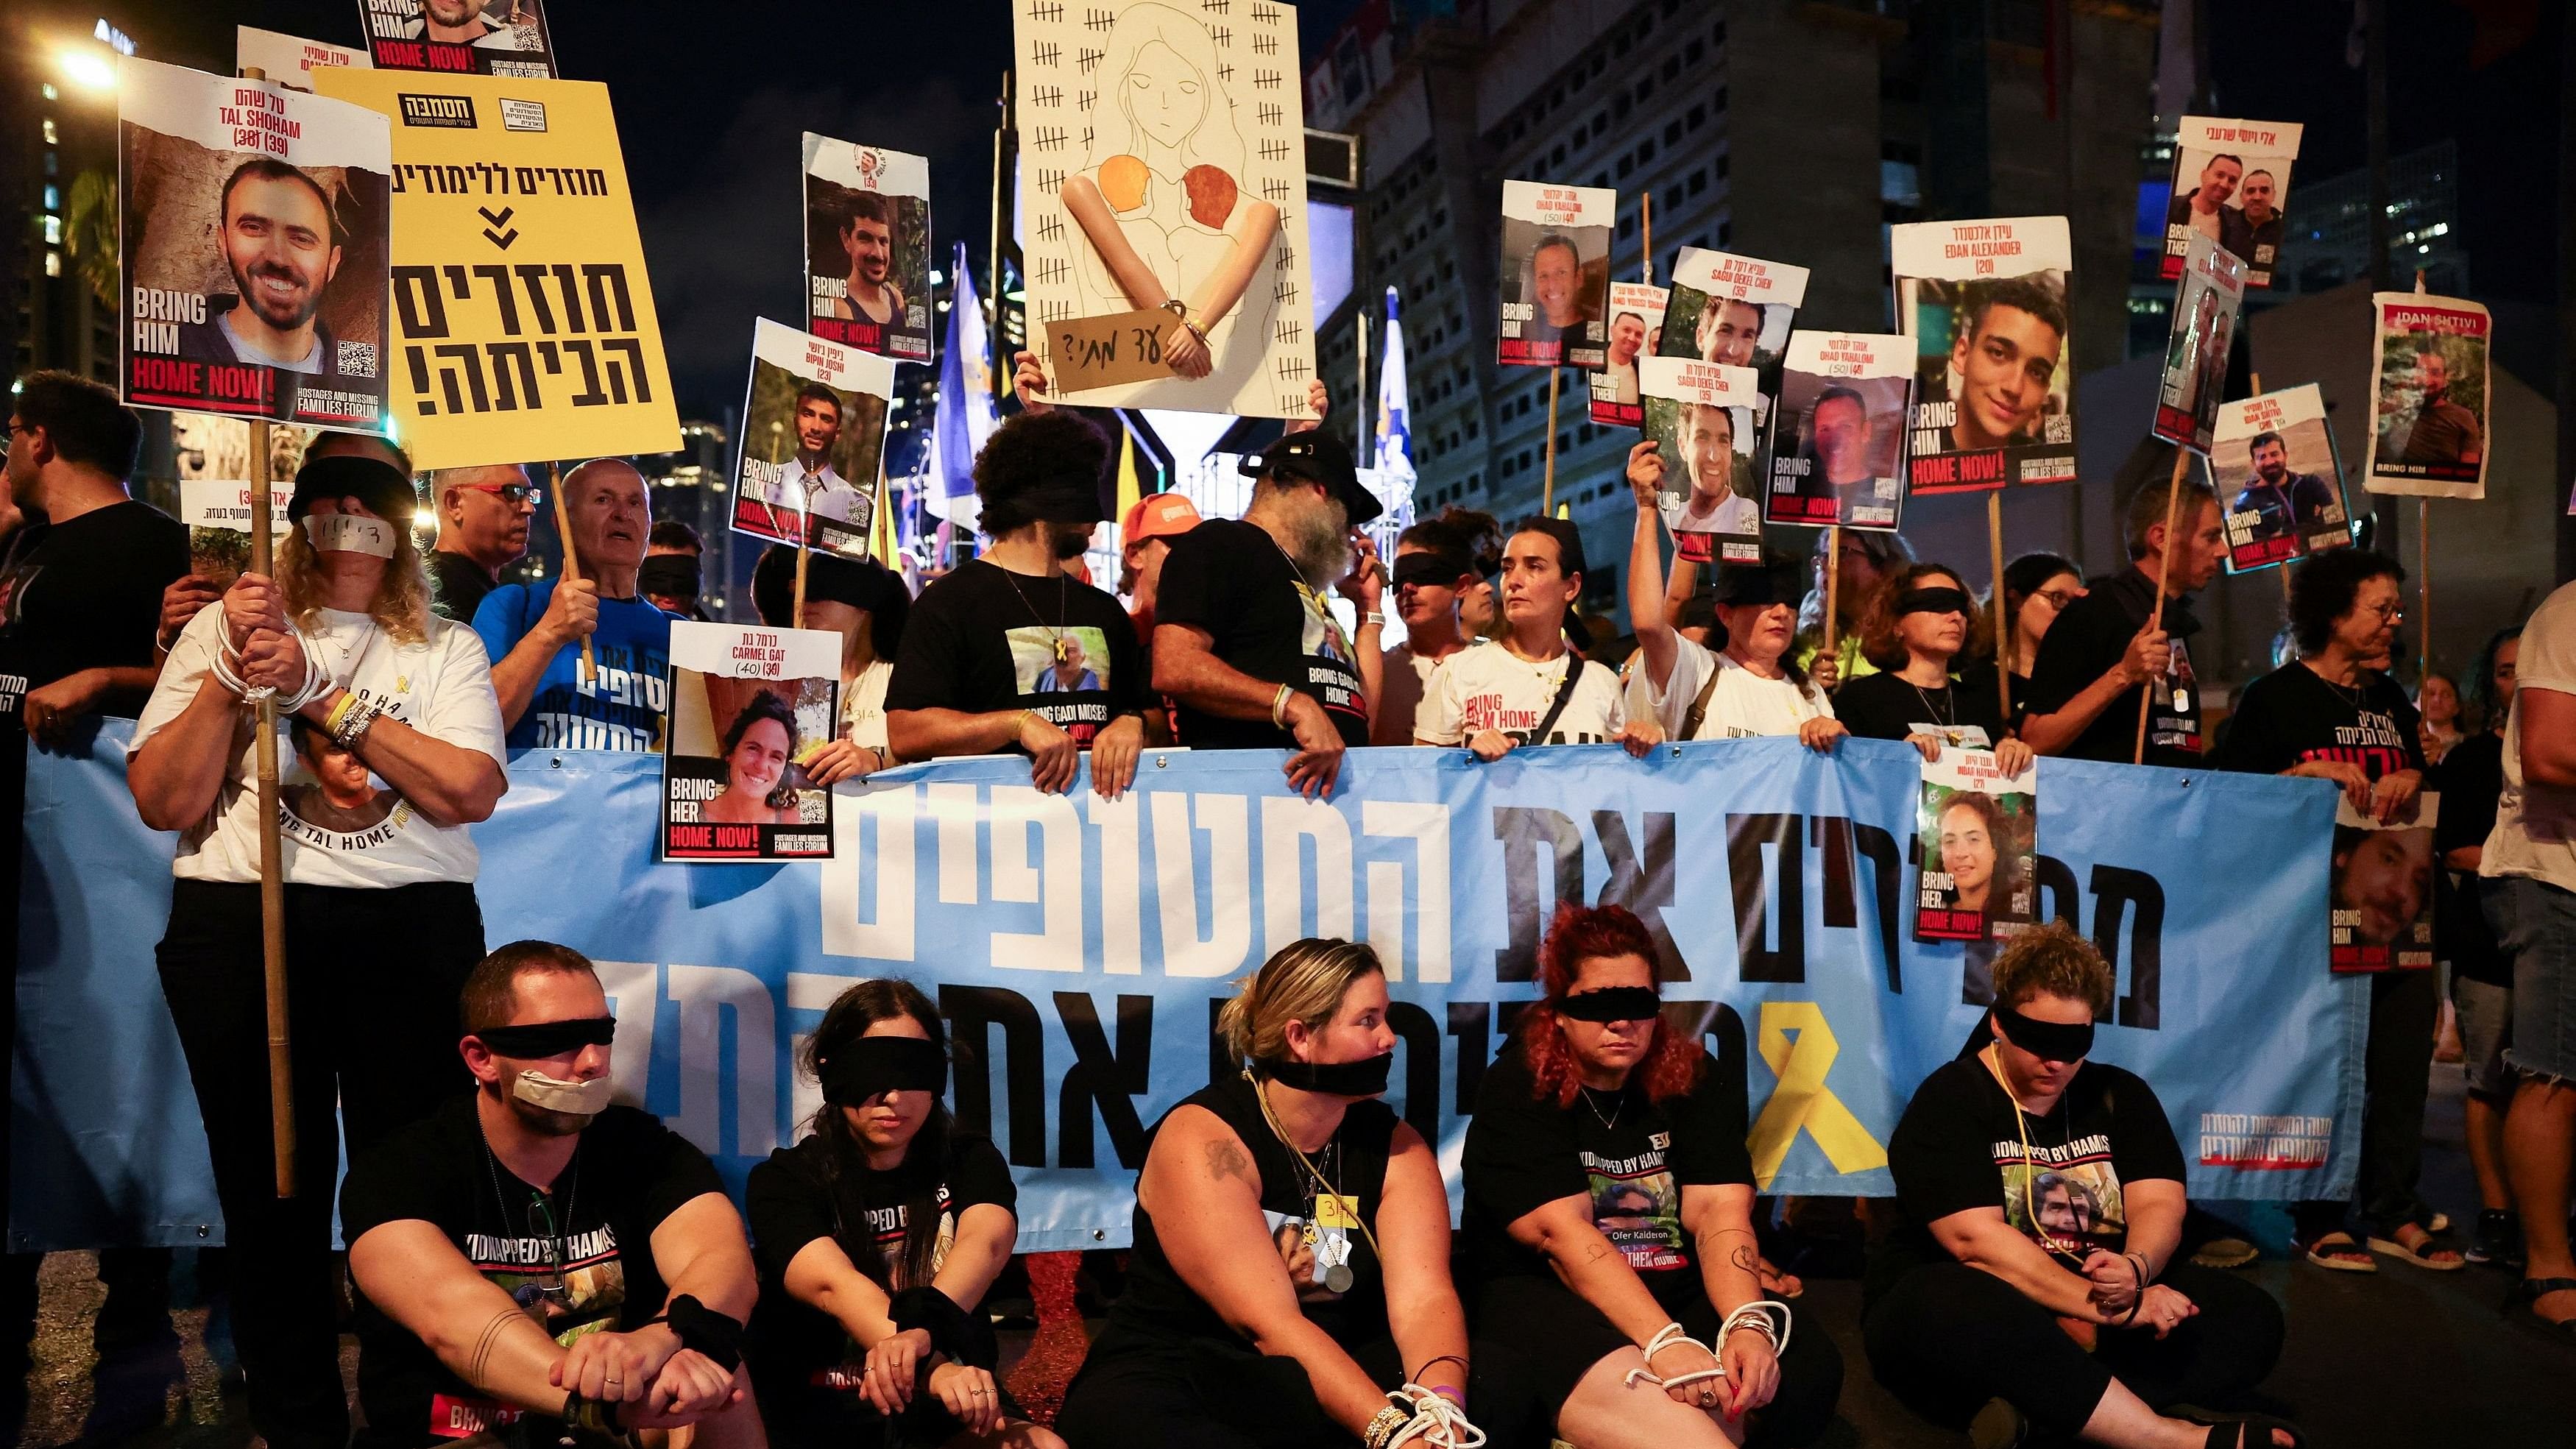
[2330,795,2436,972]
[1639,355,1763,566]
[2215,384,2354,574]
[1588,281,1667,425]
[1916,745,2037,945]
[2363,292,2490,499]
[178,478,294,592]
[238,26,371,92]
[1654,247,1808,394]
[118,58,392,431]
[1891,216,2076,493]
[732,318,894,561]
[661,621,840,864]
[356,0,556,79]
[1497,180,1614,369]
[802,134,931,364]
[1012,0,1314,417]
[2163,116,2301,290]
[1765,331,1913,531]
[2151,232,2246,453]
[314,69,681,470]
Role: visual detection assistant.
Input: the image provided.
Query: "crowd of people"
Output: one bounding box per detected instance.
[2,360,2572,1449]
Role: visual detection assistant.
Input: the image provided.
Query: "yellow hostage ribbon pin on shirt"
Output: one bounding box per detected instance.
[1747,1001,1889,1190]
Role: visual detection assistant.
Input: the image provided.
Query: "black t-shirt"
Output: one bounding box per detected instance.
[2433,729,2508,985]
[744,1129,1017,1397]
[2023,567,2204,768]
[339,1097,726,1449]
[0,500,188,719]
[2212,661,2424,781]
[884,559,1142,749]
[1832,665,2011,748]
[1869,1055,2186,1308]
[429,549,499,624]
[1463,1033,1752,1314]
[1152,519,1370,750]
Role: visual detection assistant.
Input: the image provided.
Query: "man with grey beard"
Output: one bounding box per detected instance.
[1153,432,1386,798]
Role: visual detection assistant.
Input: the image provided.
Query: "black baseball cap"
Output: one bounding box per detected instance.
[1239,433,1381,526]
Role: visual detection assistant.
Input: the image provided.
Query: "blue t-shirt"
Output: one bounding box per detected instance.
[472,581,672,752]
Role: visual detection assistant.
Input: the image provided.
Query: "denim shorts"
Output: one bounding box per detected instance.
[2487,875,2576,1083]
[2453,975,2513,1097]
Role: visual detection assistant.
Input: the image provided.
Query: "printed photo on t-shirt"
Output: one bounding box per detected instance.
[2001,1155,2126,1260]
[1586,1152,1686,1272]
[1008,625,1112,695]
[1262,1208,1356,1303]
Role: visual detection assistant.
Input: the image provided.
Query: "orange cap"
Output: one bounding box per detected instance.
[1120,491,1203,543]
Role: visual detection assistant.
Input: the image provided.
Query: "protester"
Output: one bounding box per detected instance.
[1054,939,1520,1449]
[1626,444,1844,751]
[746,979,1058,1447]
[1465,902,1842,1448]
[1118,489,1199,743]
[126,451,507,1449]
[339,942,764,1449]
[2416,667,2463,764]
[1794,527,1912,689]
[473,458,670,751]
[2212,550,2449,1274]
[1373,507,1499,745]
[2023,467,2225,767]
[643,520,706,620]
[2435,626,2522,1267]
[424,464,534,623]
[2484,579,2576,1332]
[1864,923,2296,1449]
[1995,552,2086,723]
[752,543,906,787]
[1417,517,1654,757]
[886,411,1142,796]
[1832,565,2032,773]
[1153,432,1385,798]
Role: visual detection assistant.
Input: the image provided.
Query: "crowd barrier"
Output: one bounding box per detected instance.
[11,726,2362,1252]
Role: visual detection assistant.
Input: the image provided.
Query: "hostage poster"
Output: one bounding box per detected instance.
[1012,0,1312,417]
[2330,796,2435,973]
[1497,180,1614,369]
[802,135,932,365]
[118,58,392,431]
[179,478,294,592]
[313,69,681,470]
[1653,247,1808,389]
[1891,216,2076,493]
[1588,280,1666,426]
[2363,293,2489,499]
[2150,232,2246,454]
[1638,355,1763,567]
[1763,331,1911,531]
[237,26,371,92]
[1915,745,2037,944]
[2214,384,2354,574]
[356,0,557,79]
[2163,116,2301,290]
[661,621,841,863]
[732,318,894,561]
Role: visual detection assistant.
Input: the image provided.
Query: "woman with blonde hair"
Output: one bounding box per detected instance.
[127,451,506,1449]
[1057,938,1519,1449]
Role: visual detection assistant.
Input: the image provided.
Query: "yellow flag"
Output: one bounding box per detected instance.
[1114,426,1142,525]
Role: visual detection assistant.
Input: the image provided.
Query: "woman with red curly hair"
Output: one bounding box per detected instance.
[1462,904,1843,1448]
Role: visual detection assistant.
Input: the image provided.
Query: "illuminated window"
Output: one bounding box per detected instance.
[42,83,59,100]
[42,119,58,144]
[43,185,60,212]
[45,251,62,278]
[43,216,62,245]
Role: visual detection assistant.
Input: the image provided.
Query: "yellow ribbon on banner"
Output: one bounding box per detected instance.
[1747,1002,1889,1188]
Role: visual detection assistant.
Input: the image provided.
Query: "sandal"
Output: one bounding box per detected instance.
[2366,1222,2466,1271]
[1967,1397,2029,1449]
[2297,1230,2376,1272]
[2507,1276,2576,1333]
[2182,1411,2306,1448]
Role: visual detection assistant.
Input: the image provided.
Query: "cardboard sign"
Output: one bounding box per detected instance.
[660,621,841,863]
[2363,292,2490,499]
[2150,232,2247,454]
[2162,116,2301,289]
[1764,331,1913,531]
[1048,309,1182,392]
[355,0,557,79]
[802,134,932,364]
[2214,384,2354,573]
[1498,180,1617,369]
[236,26,371,91]
[1890,216,2076,492]
[729,318,895,561]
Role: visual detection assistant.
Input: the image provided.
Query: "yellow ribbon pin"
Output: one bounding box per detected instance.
[1747,1001,1889,1189]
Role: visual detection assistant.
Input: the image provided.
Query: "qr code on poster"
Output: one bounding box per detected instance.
[2045,415,2073,444]
[336,341,378,380]
[797,793,828,826]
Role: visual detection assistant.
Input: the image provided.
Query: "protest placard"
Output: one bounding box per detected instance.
[1589,281,1666,425]
[1916,745,2037,944]
[2363,293,2489,499]
[1654,247,1807,383]
[732,319,894,561]
[179,478,296,592]
[2151,232,2246,453]
[237,26,371,91]
[1639,355,1763,566]
[2330,796,2436,972]
[2214,384,2354,573]
[2163,116,2301,289]
[1891,216,2076,492]
[661,621,841,863]
[355,0,556,78]
[1764,332,1911,531]
[1498,180,1615,369]
[803,135,931,364]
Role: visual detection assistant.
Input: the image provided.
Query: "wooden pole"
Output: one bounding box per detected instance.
[1988,491,2010,723]
[1541,368,1560,513]
[793,542,810,631]
[2133,447,2194,764]
[248,419,294,1198]
[1821,524,1843,662]
[1641,192,1655,285]
[1356,305,1370,470]
[546,462,595,683]
[2417,495,2430,684]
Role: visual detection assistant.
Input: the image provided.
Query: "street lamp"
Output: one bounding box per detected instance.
[54,46,116,94]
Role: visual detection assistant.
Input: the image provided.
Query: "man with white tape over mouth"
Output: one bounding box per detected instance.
[342,941,768,1449]
[473,457,673,753]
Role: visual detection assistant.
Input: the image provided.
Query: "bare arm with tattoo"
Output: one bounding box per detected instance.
[1504,1192,1679,1348]
[350,1220,578,1417]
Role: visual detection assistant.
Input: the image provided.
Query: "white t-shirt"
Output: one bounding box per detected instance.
[841,658,894,751]
[2483,578,2576,894]
[1418,641,1625,745]
[132,605,506,888]
[1372,637,1471,745]
[1626,636,1833,741]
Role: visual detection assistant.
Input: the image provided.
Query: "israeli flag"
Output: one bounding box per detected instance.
[926,241,997,528]
[1374,286,1415,485]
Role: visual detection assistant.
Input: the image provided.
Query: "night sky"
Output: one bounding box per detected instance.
[110,1,2557,419]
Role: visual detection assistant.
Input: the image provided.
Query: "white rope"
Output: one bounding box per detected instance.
[1384,1384,1485,1449]
[210,623,333,712]
[1621,1303,1793,1394]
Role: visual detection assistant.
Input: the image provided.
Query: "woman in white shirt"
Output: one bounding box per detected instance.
[125,453,507,1449]
[753,543,905,782]
[1624,441,1847,749]
[1417,517,1656,758]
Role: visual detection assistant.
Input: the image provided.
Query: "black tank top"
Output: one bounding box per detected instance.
[1109,1072,1398,1348]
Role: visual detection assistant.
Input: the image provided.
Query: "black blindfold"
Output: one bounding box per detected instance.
[1391,551,1473,591]
[1557,986,1663,1023]
[821,1035,949,1105]
[1897,587,1974,618]
[475,1017,616,1058]
[1993,1005,2094,1063]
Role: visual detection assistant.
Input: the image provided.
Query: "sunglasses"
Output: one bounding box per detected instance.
[520,1194,573,1308]
[459,482,543,507]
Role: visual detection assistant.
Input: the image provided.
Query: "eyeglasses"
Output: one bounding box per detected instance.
[2365,603,2406,623]
[2034,589,2079,612]
[523,1194,572,1307]
[459,482,542,507]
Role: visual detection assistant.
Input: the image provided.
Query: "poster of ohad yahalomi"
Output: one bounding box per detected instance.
[1915,745,2037,945]
[2329,795,2436,973]
[1763,331,1912,531]
[1497,180,1614,369]
[1638,355,1763,567]
[1891,216,2076,493]
[2363,292,2490,500]
[732,318,894,561]
[2162,116,2301,290]
[2214,384,2354,574]
[2150,231,2246,454]
[118,57,392,431]
[355,0,556,78]
[1013,0,1312,417]
[802,135,931,364]
[660,620,841,863]
[1588,280,1666,426]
